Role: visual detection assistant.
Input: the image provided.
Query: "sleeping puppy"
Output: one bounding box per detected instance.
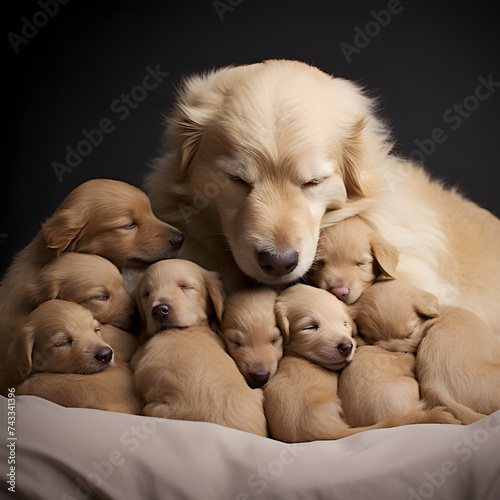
[264,284,456,443]
[0,178,182,394]
[4,300,113,391]
[16,324,142,415]
[29,252,138,331]
[131,259,268,437]
[220,288,282,388]
[416,306,500,424]
[351,279,440,353]
[341,279,457,427]
[309,216,399,303]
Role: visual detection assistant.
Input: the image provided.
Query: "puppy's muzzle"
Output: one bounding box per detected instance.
[152,304,171,322]
[94,346,113,365]
[257,249,298,277]
[247,369,271,388]
[337,342,353,358]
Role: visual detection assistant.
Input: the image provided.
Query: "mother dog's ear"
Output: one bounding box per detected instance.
[163,72,225,182]
[42,208,86,256]
[341,116,372,200]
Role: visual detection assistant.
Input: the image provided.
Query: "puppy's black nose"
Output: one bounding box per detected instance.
[152,304,170,321]
[248,370,271,387]
[169,233,184,250]
[95,347,113,364]
[337,342,353,358]
[257,250,299,276]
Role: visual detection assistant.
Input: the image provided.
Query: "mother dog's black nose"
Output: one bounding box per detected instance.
[169,233,184,250]
[258,250,299,276]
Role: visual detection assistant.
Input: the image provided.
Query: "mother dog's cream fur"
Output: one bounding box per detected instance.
[146,60,500,333]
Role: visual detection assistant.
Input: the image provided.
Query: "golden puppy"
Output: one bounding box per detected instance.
[416,306,500,424]
[0,179,182,394]
[4,300,113,391]
[220,288,282,388]
[29,253,138,331]
[131,259,267,437]
[145,59,500,335]
[16,324,142,414]
[309,216,398,303]
[351,279,440,353]
[264,284,455,442]
[340,279,457,427]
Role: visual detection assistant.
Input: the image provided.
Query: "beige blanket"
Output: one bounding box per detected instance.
[1,395,499,499]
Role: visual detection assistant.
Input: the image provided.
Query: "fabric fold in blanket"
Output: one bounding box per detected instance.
[1,395,499,499]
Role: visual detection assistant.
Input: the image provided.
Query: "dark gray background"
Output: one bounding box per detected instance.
[2,0,499,277]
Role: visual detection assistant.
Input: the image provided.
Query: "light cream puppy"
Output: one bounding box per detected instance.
[341,279,458,427]
[131,259,267,437]
[417,305,500,424]
[221,288,282,388]
[309,216,399,304]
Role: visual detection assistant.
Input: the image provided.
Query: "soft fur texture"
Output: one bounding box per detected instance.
[220,288,282,388]
[416,305,500,424]
[29,253,138,332]
[351,279,440,353]
[264,284,456,443]
[308,216,398,304]
[145,59,500,334]
[3,300,113,393]
[339,345,457,427]
[16,324,142,414]
[0,179,183,384]
[131,259,268,437]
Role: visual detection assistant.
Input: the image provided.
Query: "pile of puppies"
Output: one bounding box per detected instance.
[1,179,499,442]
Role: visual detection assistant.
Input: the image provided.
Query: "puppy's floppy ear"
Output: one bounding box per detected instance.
[341,116,371,200]
[42,209,86,256]
[414,290,440,320]
[274,300,290,343]
[344,309,358,336]
[27,275,61,308]
[370,231,399,280]
[8,324,36,382]
[203,270,226,325]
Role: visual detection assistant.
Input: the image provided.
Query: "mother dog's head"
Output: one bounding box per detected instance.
[147,60,391,286]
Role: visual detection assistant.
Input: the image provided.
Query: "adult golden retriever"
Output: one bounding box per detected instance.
[145,59,500,333]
